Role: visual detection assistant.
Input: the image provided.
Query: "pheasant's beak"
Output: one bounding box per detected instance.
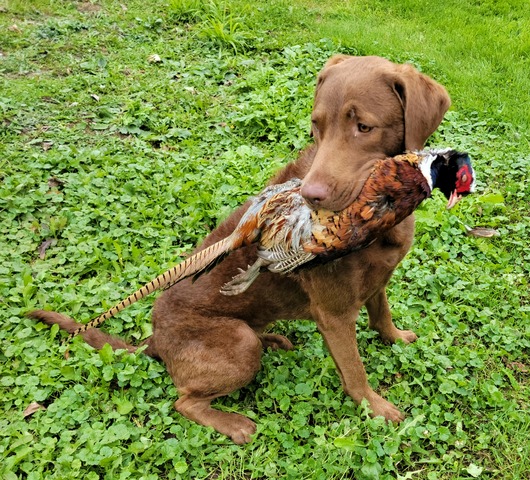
[446,190,462,209]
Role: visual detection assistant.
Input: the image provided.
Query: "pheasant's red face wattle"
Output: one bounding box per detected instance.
[446,163,475,209]
[456,164,474,194]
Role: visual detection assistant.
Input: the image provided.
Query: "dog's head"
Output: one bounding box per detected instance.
[301,55,451,211]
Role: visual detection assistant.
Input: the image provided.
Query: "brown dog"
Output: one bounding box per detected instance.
[31,55,450,444]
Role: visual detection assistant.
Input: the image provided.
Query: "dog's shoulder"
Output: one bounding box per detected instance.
[268,146,316,185]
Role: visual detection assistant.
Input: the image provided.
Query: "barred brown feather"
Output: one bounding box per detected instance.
[67,235,240,340]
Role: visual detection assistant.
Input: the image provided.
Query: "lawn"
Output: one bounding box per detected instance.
[1,0,529,479]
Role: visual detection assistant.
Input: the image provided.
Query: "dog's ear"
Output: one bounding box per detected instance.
[316,55,352,90]
[391,64,451,150]
[323,54,351,69]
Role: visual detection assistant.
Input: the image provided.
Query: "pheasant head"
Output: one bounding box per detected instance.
[416,148,476,208]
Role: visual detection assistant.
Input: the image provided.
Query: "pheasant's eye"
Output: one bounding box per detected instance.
[358,123,372,133]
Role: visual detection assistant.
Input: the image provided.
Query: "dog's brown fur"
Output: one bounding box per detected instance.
[30,55,450,444]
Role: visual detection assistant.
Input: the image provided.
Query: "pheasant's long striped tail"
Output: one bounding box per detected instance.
[66,234,238,342]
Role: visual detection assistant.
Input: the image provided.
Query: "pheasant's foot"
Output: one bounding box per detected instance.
[220,258,266,296]
[259,333,294,351]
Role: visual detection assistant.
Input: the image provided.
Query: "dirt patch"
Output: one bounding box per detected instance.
[76,2,102,14]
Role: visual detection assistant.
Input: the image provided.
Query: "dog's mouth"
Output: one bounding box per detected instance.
[301,159,379,212]
[329,164,376,212]
[302,184,365,212]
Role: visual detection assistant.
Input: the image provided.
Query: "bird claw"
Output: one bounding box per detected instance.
[220,270,253,296]
[220,284,249,296]
[220,260,265,296]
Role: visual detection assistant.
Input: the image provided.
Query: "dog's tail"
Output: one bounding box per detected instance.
[27,309,157,356]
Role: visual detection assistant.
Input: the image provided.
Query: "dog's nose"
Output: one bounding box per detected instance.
[301,182,329,208]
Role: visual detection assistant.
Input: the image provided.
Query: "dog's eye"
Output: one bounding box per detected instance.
[358,123,372,133]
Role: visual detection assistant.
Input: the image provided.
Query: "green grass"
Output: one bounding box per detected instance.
[1,0,529,479]
[291,0,530,136]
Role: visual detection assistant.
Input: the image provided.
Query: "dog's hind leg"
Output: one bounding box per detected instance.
[155,316,263,444]
[174,394,257,445]
[258,333,294,351]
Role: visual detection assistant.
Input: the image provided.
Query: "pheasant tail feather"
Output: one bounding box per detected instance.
[66,234,239,341]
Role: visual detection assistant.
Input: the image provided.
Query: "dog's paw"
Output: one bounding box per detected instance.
[394,329,418,344]
[367,393,404,423]
[228,416,257,445]
[259,333,294,351]
[379,327,418,345]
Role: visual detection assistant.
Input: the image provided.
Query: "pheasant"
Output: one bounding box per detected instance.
[61,148,474,340]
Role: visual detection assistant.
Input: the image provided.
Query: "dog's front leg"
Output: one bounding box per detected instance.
[313,306,404,422]
[365,288,418,344]
[300,265,404,422]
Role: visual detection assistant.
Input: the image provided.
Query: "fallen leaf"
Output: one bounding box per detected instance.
[38,238,57,259]
[466,463,483,477]
[41,97,59,104]
[42,141,53,151]
[465,226,500,238]
[8,24,21,33]
[90,93,100,102]
[48,177,64,189]
[23,402,45,417]
[508,361,528,372]
[147,54,162,63]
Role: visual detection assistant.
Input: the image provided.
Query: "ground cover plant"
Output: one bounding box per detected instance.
[1,0,529,478]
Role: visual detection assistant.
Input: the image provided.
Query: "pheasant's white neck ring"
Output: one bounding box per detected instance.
[417,149,452,192]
